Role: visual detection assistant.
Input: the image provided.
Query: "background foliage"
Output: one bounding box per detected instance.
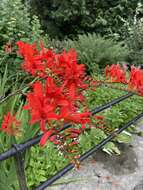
[0,0,43,47]
[0,0,46,89]
[124,2,143,65]
[29,0,139,39]
[64,33,129,73]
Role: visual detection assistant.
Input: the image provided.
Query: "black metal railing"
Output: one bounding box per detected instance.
[0,92,143,190]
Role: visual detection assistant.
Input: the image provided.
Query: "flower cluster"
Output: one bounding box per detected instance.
[16,41,86,89]
[16,41,96,162]
[128,66,143,96]
[105,64,143,96]
[1,112,21,136]
[105,64,127,84]
[0,41,97,164]
[1,40,143,165]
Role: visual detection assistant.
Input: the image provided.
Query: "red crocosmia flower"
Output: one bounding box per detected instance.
[18,41,94,154]
[24,81,59,132]
[49,135,57,142]
[105,64,127,84]
[81,124,86,130]
[45,77,62,99]
[128,66,143,94]
[66,83,85,104]
[40,129,55,146]
[69,112,91,124]
[69,133,79,139]
[69,141,79,147]
[17,41,46,77]
[45,77,75,109]
[1,112,21,136]
[66,128,81,135]
[17,41,57,78]
[94,115,104,120]
[56,49,87,89]
[59,108,91,124]
[17,41,88,91]
[17,41,38,61]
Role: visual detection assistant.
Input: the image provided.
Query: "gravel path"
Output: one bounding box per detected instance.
[46,120,143,190]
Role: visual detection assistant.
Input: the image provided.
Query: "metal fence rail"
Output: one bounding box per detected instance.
[0,92,142,190]
[0,92,133,161]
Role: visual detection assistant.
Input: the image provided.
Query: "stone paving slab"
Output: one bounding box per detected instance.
[46,120,143,190]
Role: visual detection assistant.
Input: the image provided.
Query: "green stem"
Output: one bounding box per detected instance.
[0,135,5,152]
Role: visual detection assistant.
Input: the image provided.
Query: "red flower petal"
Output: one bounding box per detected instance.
[40,130,54,146]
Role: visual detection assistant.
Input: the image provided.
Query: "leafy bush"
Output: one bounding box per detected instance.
[65,33,129,73]
[0,0,46,88]
[29,0,138,39]
[124,2,143,65]
[26,143,68,189]
[0,0,43,46]
[0,52,33,94]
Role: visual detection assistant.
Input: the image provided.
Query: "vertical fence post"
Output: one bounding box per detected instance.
[12,144,28,190]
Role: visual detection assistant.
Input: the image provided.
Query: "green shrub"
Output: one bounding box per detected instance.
[29,0,138,39]
[26,143,68,189]
[0,0,46,89]
[0,0,30,46]
[0,0,43,46]
[65,33,129,73]
[124,2,143,65]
